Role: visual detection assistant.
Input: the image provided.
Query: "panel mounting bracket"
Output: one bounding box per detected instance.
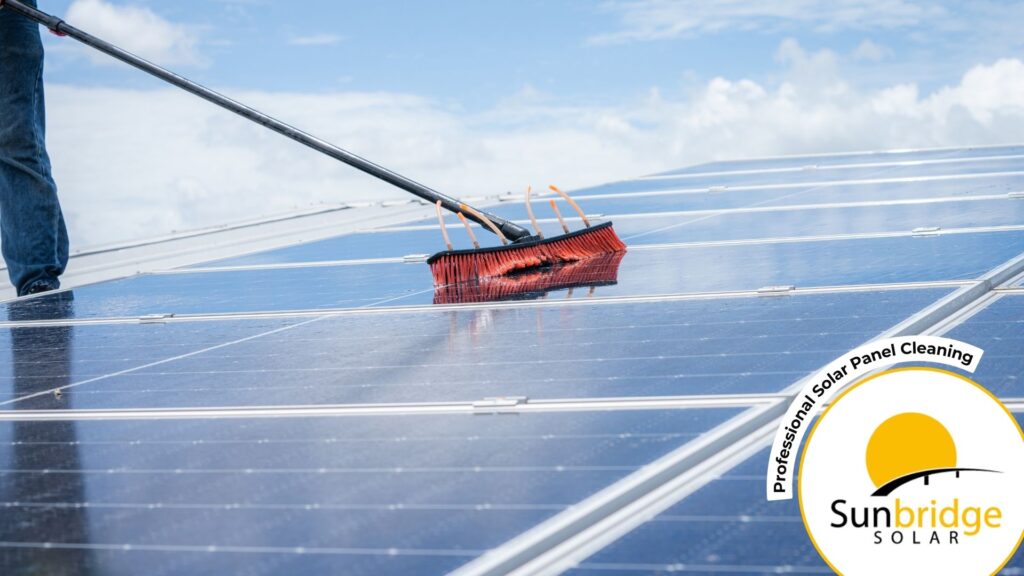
[138,313,175,323]
[911,226,942,236]
[756,285,795,296]
[473,396,529,413]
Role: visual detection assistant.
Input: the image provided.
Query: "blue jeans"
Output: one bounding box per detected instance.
[0,0,69,296]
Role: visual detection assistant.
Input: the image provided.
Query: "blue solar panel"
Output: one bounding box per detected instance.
[201,228,462,266]
[0,263,432,321]
[399,177,1024,227]
[468,190,1024,224]
[612,203,1024,244]
[0,316,303,405]
[4,232,1005,321]
[576,162,1024,197]
[615,198,1022,240]
[566,449,823,574]
[943,294,1024,397]
[200,201,1024,270]
[0,409,739,575]
[3,289,946,410]
[7,229,1012,323]
[566,418,1024,574]
[2,146,1022,575]
[657,145,1024,175]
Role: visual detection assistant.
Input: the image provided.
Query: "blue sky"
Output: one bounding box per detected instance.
[22,0,1024,247]
[41,0,1022,109]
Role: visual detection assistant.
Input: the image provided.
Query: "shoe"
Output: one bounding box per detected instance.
[23,282,56,296]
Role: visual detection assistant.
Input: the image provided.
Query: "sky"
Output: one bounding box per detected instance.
[24,0,1024,247]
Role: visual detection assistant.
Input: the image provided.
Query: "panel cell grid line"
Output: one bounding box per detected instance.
[0,409,739,575]
[2,289,949,410]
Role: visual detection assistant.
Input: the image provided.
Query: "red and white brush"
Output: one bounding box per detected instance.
[427,185,626,286]
[432,250,625,304]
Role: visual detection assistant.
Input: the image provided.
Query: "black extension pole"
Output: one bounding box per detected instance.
[0,0,533,241]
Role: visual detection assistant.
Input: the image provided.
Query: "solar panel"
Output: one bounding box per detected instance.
[606,201,1024,240]
[0,409,741,575]
[564,449,822,574]
[458,194,1024,228]
[563,412,1024,575]
[246,195,1024,257]
[2,145,1022,575]
[657,145,1024,175]
[3,237,997,321]
[0,265,432,321]
[576,165,1024,197]
[942,293,1024,397]
[3,289,945,411]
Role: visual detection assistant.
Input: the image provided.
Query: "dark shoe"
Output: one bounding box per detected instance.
[22,282,56,296]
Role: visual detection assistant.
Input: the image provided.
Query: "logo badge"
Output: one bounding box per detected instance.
[799,367,1024,575]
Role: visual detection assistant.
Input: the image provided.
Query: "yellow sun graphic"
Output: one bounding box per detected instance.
[865,412,957,489]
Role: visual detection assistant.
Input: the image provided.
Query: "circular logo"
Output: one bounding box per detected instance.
[799,367,1024,575]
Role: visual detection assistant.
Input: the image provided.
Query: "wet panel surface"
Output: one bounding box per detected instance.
[4,229,1013,321]
[3,289,947,410]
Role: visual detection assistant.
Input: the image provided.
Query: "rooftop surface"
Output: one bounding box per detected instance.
[1,144,1023,575]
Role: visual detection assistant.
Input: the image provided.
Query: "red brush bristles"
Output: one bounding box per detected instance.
[427,221,626,286]
[433,251,625,304]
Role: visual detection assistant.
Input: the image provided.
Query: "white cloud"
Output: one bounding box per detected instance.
[42,53,1024,248]
[64,0,202,66]
[590,0,947,44]
[926,58,1024,124]
[288,33,344,46]
[852,39,891,62]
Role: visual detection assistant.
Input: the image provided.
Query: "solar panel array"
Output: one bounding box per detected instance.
[1,145,1023,575]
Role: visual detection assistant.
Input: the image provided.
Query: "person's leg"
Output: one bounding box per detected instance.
[0,0,70,296]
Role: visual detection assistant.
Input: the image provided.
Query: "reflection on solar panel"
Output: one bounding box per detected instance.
[2,145,1023,575]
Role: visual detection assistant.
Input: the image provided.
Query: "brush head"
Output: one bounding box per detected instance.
[427,221,626,286]
[432,250,625,304]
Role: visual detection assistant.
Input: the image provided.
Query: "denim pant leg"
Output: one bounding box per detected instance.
[0,0,70,296]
